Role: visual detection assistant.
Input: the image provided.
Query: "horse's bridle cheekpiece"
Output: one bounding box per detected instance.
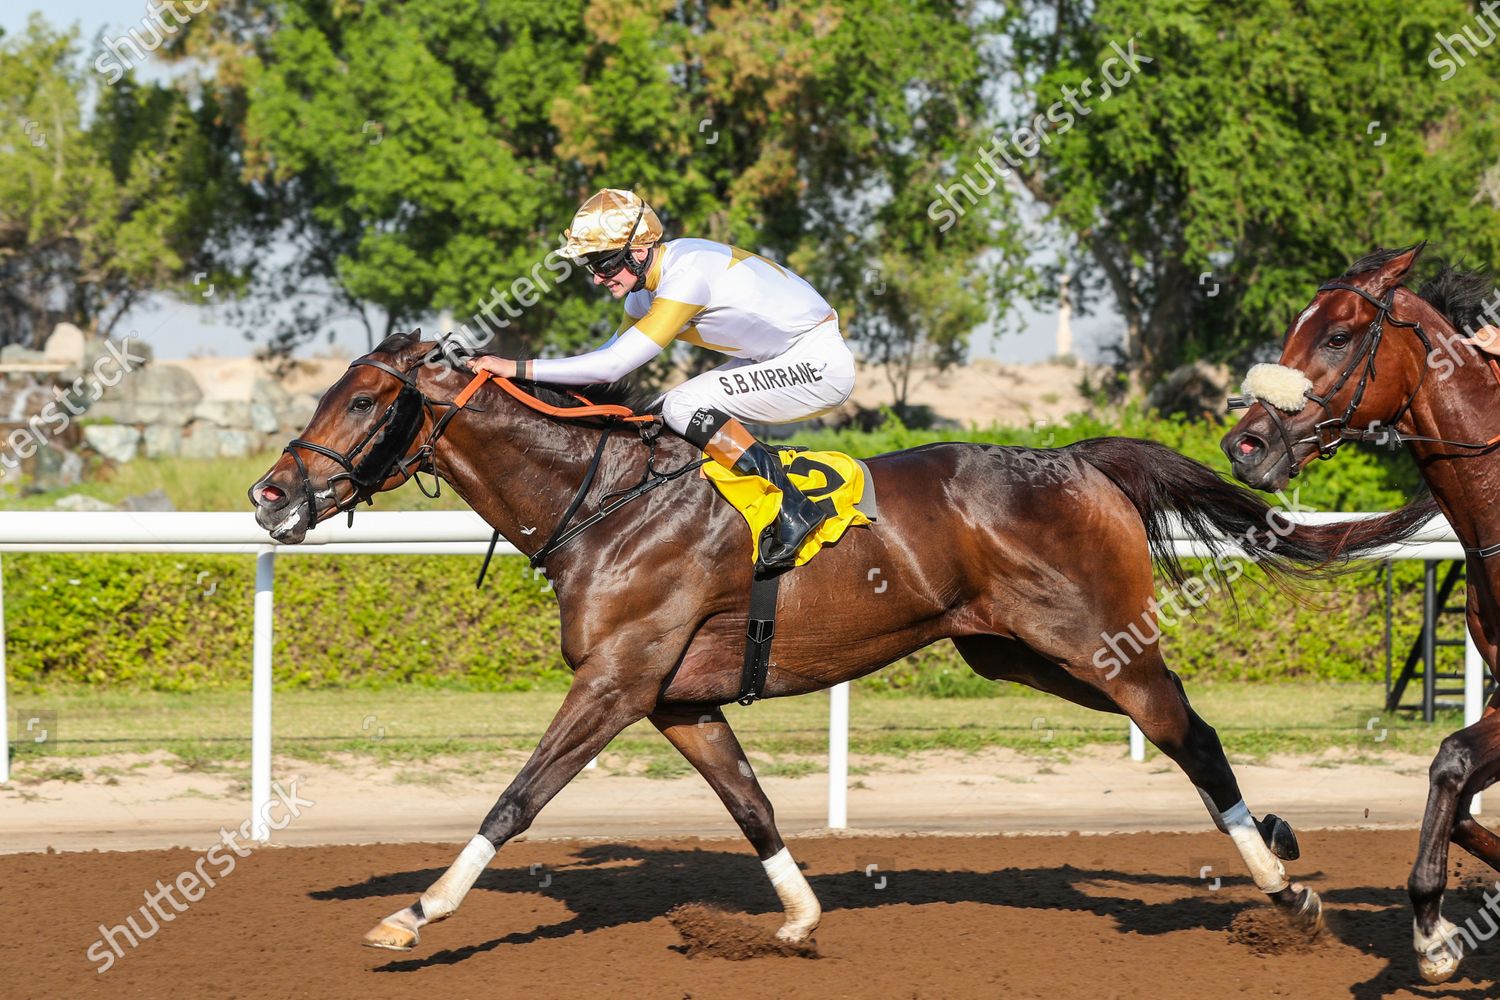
[274,357,473,531]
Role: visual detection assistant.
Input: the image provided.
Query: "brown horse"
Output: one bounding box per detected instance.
[249,330,1429,955]
[1222,242,1500,983]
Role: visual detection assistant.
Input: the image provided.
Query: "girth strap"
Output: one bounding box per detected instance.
[736,572,783,706]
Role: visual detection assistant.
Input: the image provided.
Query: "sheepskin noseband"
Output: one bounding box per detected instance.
[1240,363,1313,413]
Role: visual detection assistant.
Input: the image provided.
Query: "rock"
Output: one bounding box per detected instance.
[249,402,281,434]
[31,444,83,490]
[88,365,203,426]
[120,488,175,512]
[285,394,318,429]
[0,344,50,365]
[142,424,181,459]
[83,335,152,371]
[179,425,222,460]
[42,324,86,366]
[53,493,116,512]
[191,400,252,428]
[216,429,255,458]
[1147,360,1234,421]
[81,424,142,463]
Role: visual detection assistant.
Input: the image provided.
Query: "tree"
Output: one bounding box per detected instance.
[168,1,1015,399]
[0,17,251,348]
[988,0,1500,377]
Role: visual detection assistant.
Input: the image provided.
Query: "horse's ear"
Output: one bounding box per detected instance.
[1365,242,1427,297]
[374,329,423,355]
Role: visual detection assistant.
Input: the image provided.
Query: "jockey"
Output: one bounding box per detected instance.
[467,189,856,571]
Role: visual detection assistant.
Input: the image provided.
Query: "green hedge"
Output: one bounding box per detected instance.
[5,408,1442,693]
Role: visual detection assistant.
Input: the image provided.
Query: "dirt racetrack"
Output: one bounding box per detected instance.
[8,828,1499,999]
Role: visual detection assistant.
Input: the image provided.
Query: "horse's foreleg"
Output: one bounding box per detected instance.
[363,672,658,951]
[1409,712,1500,983]
[651,706,820,942]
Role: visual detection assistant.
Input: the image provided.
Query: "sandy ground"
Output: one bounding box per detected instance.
[845,359,1098,427]
[8,829,1497,999]
[0,746,1438,854]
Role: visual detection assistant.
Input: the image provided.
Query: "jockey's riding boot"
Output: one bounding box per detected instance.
[684,407,827,571]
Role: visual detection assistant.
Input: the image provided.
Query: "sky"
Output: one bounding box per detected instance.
[5,2,1121,365]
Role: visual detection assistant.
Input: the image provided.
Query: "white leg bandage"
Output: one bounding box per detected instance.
[762,847,821,940]
[420,835,496,922]
[1222,801,1288,894]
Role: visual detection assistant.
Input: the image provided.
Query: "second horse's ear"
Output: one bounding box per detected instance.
[1365,242,1427,298]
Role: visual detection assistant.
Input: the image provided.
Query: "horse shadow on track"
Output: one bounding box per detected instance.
[310,843,1500,995]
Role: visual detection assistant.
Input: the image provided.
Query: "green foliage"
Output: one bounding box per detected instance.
[999,0,1500,374]
[179,1,1009,384]
[5,553,570,692]
[0,17,253,345]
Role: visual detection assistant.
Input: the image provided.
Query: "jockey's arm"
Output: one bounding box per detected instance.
[503,294,705,385]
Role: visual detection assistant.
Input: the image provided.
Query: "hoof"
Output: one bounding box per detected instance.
[1257,813,1301,861]
[1416,918,1464,984]
[363,907,421,951]
[1283,883,1324,936]
[774,918,820,944]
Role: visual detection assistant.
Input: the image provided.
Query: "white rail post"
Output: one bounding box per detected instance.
[1129,720,1146,762]
[251,546,275,841]
[1467,630,1485,816]
[0,553,8,785]
[828,681,849,829]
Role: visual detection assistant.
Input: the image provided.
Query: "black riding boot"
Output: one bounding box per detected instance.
[683,407,827,571]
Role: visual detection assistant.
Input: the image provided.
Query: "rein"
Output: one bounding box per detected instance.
[282,357,704,581]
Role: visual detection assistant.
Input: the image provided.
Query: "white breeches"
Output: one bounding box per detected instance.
[660,318,856,434]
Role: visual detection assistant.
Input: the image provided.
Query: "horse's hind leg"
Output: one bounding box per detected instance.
[1107,654,1322,933]
[954,635,1316,926]
[651,705,820,942]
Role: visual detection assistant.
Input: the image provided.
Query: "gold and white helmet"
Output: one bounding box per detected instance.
[559,189,664,263]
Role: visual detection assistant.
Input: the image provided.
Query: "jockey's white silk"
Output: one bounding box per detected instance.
[1241,363,1313,413]
[528,328,664,385]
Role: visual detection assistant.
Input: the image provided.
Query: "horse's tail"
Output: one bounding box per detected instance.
[1069,436,1439,587]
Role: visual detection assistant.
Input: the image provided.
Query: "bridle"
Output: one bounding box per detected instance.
[1230,282,1434,472]
[1231,280,1500,556]
[267,357,473,530]
[261,354,706,578]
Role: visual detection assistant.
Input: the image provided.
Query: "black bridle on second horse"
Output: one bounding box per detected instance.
[1229,282,1435,469]
[1230,281,1500,556]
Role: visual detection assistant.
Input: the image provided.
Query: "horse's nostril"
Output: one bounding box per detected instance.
[256,484,286,507]
[1238,440,1257,455]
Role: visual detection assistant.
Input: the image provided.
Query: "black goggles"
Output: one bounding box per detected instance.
[580,203,647,278]
[582,247,632,278]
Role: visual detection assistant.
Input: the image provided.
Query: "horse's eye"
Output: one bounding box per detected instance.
[1326,332,1351,350]
[351,396,374,412]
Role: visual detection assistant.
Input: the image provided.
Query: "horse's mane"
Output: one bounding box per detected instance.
[1417,263,1498,336]
[1339,244,1499,336]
